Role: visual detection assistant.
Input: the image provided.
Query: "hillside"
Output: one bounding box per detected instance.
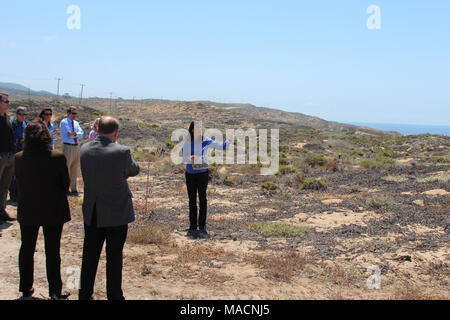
[0,82,55,97]
[0,96,448,300]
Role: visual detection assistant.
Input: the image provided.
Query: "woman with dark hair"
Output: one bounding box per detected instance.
[88,118,100,141]
[39,108,55,150]
[14,119,71,300]
[182,121,229,239]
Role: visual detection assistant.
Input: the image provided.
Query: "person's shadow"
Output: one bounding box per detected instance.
[0,221,13,233]
[15,296,47,301]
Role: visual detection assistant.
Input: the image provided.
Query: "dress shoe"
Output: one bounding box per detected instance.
[50,292,71,300]
[21,288,35,300]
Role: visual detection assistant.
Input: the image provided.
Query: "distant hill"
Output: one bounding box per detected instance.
[3,82,399,136]
[0,82,55,97]
[194,101,400,136]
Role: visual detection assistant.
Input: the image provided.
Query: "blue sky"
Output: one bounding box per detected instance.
[1,0,449,125]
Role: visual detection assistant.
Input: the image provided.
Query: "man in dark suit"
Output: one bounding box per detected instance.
[78,116,140,300]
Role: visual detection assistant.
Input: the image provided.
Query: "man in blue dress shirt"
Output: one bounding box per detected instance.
[60,107,84,196]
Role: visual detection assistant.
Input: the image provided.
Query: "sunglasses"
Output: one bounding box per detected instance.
[71,113,78,115]
[44,113,52,116]
[1,99,10,104]
[17,113,27,116]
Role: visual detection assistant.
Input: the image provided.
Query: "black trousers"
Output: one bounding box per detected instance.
[186,171,209,230]
[9,176,18,202]
[18,224,63,296]
[79,211,128,301]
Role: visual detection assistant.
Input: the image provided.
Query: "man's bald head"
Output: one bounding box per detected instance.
[98,116,120,135]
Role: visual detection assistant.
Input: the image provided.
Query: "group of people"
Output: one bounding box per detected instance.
[0,92,229,300]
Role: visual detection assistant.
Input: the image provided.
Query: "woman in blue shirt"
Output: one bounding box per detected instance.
[182,122,228,239]
[39,108,54,150]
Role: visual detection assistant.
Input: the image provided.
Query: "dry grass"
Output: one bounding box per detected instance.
[68,197,83,209]
[176,245,231,264]
[416,172,450,183]
[393,282,446,300]
[128,222,175,246]
[382,175,409,183]
[312,263,366,287]
[246,251,307,282]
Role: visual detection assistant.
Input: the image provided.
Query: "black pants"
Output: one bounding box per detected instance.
[79,211,128,300]
[18,224,63,296]
[9,176,18,202]
[186,171,209,230]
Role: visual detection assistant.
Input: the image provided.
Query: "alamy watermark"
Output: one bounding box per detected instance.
[366,265,381,290]
[67,5,81,30]
[169,121,280,176]
[367,5,381,30]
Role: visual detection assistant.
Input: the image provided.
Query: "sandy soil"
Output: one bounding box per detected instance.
[1,163,449,300]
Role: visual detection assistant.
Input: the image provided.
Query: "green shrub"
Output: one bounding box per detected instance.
[366,197,395,211]
[296,148,309,154]
[279,152,289,165]
[261,182,278,191]
[304,154,326,167]
[165,140,176,150]
[223,176,235,186]
[246,222,309,237]
[299,178,328,191]
[276,165,297,176]
[93,111,105,118]
[349,150,364,157]
[429,155,447,163]
[359,157,396,169]
[379,149,396,158]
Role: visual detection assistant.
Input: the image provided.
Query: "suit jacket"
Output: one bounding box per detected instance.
[15,150,71,226]
[80,136,140,228]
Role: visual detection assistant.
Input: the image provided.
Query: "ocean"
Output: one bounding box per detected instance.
[344,122,450,137]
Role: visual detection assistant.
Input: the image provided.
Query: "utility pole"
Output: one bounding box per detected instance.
[109,92,113,115]
[79,84,86,105]
[55,78,63,97]
[27,85,31,106]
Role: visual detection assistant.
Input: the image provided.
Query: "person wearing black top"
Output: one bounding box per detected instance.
[15,120,71,300]
[0,92,16,223]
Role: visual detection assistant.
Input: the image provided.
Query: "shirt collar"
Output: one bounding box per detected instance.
[96,135,113,143]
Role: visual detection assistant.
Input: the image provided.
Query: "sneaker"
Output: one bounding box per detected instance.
[50,292,71,300]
